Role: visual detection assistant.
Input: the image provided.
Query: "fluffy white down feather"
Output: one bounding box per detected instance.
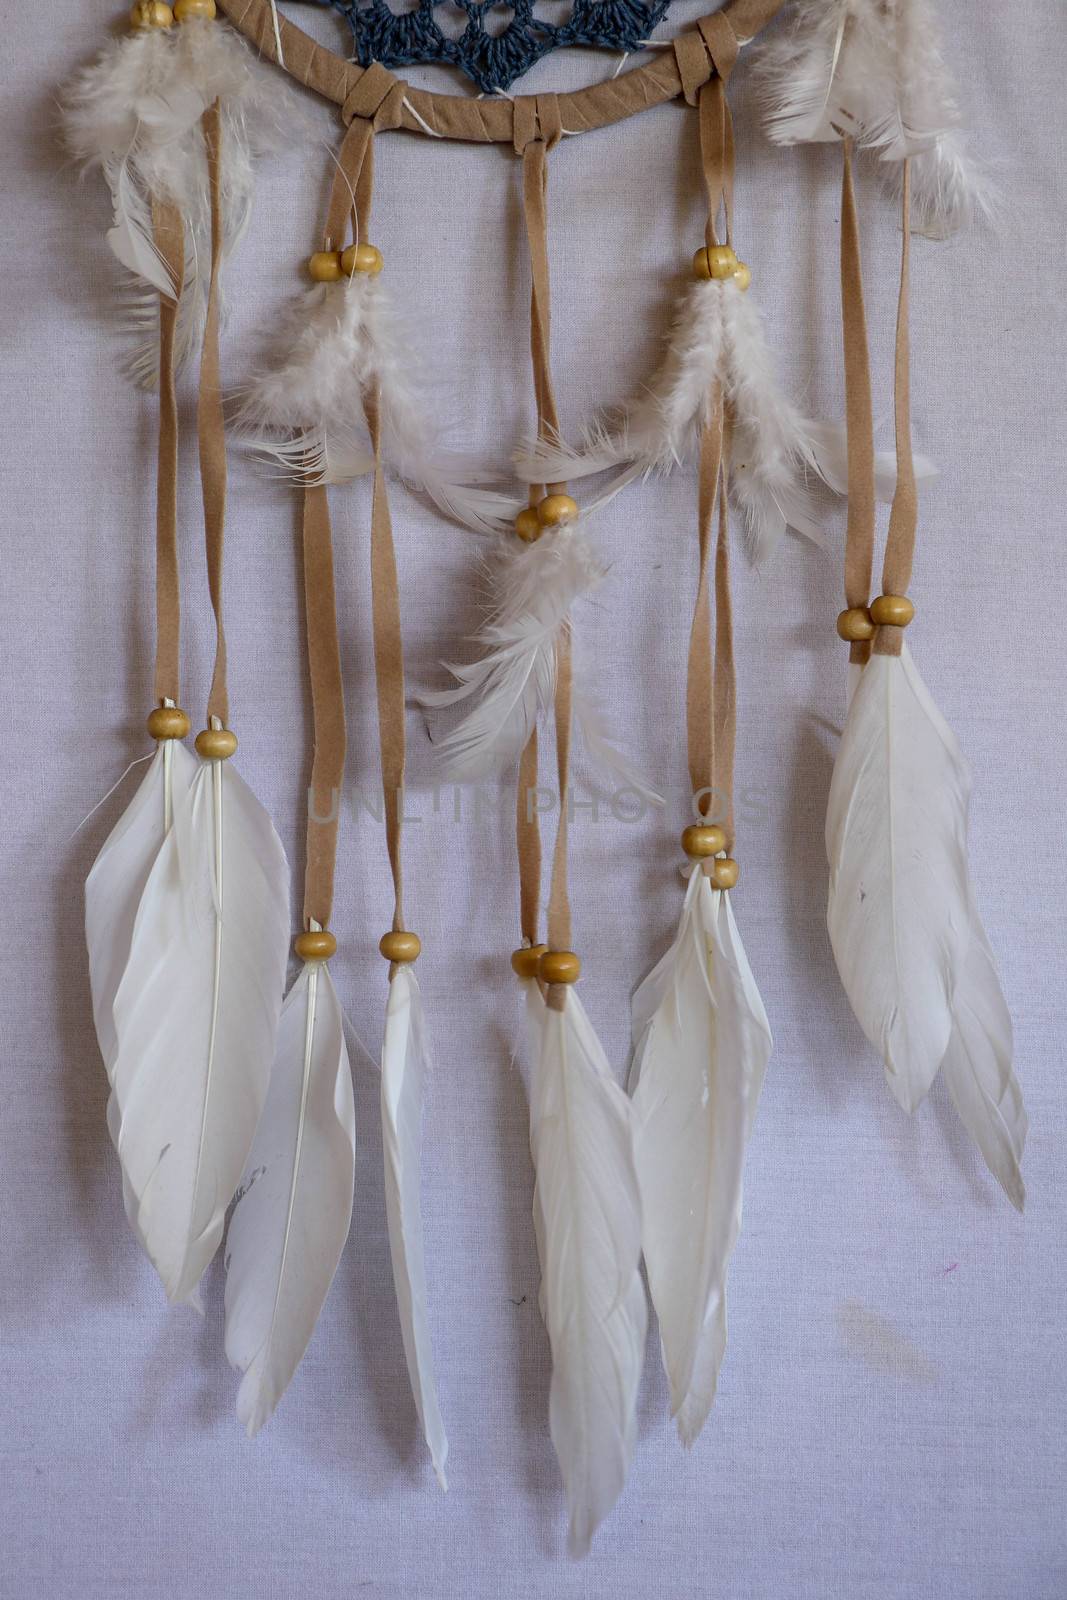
[224,961,356,1434]
[630,871,771,1446]
[63,19,298,382]
[381,967,449,1488]
[527,982,647,1557]
[758,0,991,236]
[108,757,290,1304]
[826,643,972,1114]
[515,278,826,562]
[424,522,606,781]
[237,271,516,534]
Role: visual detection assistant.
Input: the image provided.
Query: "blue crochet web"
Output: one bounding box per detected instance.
[309,0,674,95]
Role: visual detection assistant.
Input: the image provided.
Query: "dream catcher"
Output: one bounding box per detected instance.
[66,0,1025,1558]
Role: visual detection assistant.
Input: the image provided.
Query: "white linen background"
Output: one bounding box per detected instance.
[1,1,1064,1595]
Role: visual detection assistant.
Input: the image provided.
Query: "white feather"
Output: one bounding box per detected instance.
[758,0,991,236]
[380,966,449,1489]
[630,871,771,1445]
[516,279,826,560]
[63,18,299,380]
[424,523,605,781]
[526,981,647,1556]
[940,902,1027,1212]
[108,757,290,1304]
[236,272,510,533]
[826,643,971,1113]
[805,418,938,501]
[224,961,355,1433]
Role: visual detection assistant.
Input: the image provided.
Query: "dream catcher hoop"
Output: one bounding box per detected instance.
[67,0,1024,1559]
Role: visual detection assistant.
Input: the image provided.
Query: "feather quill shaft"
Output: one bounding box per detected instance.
[380,967,449,1488]
[224,961,356,1432]
[527,982,647,1555]
[109,758,290,1303]
[630,871,772,1445]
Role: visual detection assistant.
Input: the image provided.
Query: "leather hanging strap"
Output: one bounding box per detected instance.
[873,160,916,659]
[151,199,184,709]
[839,139,877,666]
[687,82,738,852]
[301,483,346,931]
[197,100,229,728]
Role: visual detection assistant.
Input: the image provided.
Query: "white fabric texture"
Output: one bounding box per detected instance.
[1,2,1064,1594]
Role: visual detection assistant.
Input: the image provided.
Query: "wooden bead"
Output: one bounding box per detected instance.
[707,245,738,280]
[380,930,421,964]
[308,251,343,283]
[681,823,727,859]
[710,857,740,891]
[173,0,216,19]
[146,705,190,741]
[537,493,579,528]
[836,606,875,642]
[515,507,542,543]
[129,1,174,27]
[733,262,752,291]
[870,593,915,628]
[294,930,337,962]
[693,247,712,281]
[340,242,384,277]
[511,943,548,980]
[195,727,238,761]
[539,949,581,985]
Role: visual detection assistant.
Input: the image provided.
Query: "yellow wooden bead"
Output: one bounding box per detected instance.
[693,248,712,281]
[340,243,384,277]
[710,857,740,891]
[733,261,752,291]
[294,930,337,962]
[836,606,875,642]
[537,493,579,528]
[870,593,915,628]
[681,823,727,859]
[308,251,343,283]
[707,245,738,280]
[146,705,190,741]
[380,930,421,964]
[173,0,216,20]
[515,508,542,543]
[195,727,238,761]
[129,1,174,28]
[511,943,548,980]
[539,949,581,985]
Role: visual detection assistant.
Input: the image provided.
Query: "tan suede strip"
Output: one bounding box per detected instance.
[546,627,573,961]
[517,731,542,948]
[686,395,724,814]
[873,160,916,660]
[301,484,346,931]
[713,418,736,851]
[151,200,183,709]
[216,0,785,144]
[840,139,877,668]
[198,101,229,728]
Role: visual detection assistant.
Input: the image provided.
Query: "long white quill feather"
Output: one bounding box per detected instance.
[380,966,449,1488]
[940,902,1027,1212]
[527,982,647,1555]
[630,871,771,1445]
[224,960,356,1432]
[108,756,290,1304]
[826,643,971,1113]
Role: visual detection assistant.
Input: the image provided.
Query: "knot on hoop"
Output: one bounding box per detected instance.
[341,61,407,130]
[513,94,564,155]
[673,13,739,105]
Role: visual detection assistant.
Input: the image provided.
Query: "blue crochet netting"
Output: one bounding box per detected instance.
[310,0,674,95]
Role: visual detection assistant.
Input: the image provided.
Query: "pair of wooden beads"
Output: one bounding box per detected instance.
[307,244,385,284]
[195,727,238,760]
[836,594,915,640]
[681,825,739,888]
[514,493,580,543]
[146,705,190,741]
[693,245,751,291]
[380,930,421,964]
[295,930,337,963]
